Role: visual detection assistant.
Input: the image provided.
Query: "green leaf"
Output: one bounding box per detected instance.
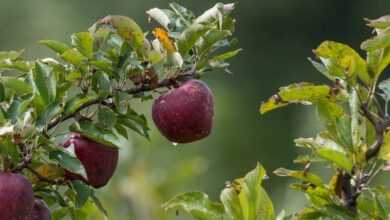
[315,147,353,172]
[273,168,323,186]
[308,58,335,81]
[90,60,113,74]
[64,94,98,115]
[70,121,122,148]
[0,50,24,61]
[316,99,348,147]
[71,180,92,208]
[39,40,70,54]
[92,72,111,98]
[91,192,109,220]
[0,60,31,72]
[178,23,208,55]
[97,107,117,129]
[1,77,32,95]
[61,48,87,67]
[260,83,331,114]
[36,102,62,130]
[97,15,146,57]
[220,163,275,220]
[31,62,57,106]
[49,149,87,179]
[210,49,242,63]
[198,29,232,56]
[163,192,224,220]
[0,50,30,72]
[71,32,94,59]
[7,96,33,122]
[305,187,333,207]
[334,115,353,151]
[379,132,390,160]
[169,3,195,28]
[117,108,149,139]
[361,27,390,51]
[0,136,21,164]
[315,41,371,84]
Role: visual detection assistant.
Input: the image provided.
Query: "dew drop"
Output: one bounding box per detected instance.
[172,142,179,146]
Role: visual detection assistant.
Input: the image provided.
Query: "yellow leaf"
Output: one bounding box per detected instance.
[153,28,176,54]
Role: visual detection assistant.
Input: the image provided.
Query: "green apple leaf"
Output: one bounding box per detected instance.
[220,163,275,220]
[163,192,224,220]
[178,23,208,55]
[71,32,94,59]
[274,168,323,186]
[314,41,371,84]
[260,83,331,114]
[71,180,92,208]
[39,40,70,54]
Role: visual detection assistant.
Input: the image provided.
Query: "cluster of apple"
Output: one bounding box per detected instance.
[0,79,213,219]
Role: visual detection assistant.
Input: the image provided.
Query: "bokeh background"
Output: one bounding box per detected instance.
[1,0,390,219]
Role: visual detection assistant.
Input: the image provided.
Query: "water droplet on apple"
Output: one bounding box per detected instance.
[172,142,179,146]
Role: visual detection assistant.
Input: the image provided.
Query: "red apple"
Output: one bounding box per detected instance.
[30,199,51,220]
[0,172,34,220]
[63,133,119,188]
[152,80,214,143]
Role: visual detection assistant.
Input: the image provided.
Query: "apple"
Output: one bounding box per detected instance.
[30,199,51,220]
[0,172,34,220]
[63,133,119,188]
[152,80,214,143]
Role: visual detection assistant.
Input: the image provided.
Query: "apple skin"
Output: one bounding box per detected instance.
[63,133,119,188]
[152,80,214,143]
[30,199,51,220]
[0,172,34,220]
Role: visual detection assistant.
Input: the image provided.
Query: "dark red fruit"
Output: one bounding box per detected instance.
[152,80,214,143]
[63,133,119,188]
[0,172,34,220]
[30,199,51,220]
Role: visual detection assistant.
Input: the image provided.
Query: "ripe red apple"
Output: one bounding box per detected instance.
[63,133,119,188]
[152,79,214,143]
[30,199,51,220]
[0,172,34,220]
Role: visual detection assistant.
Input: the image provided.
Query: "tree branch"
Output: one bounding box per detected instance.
[47,70,199,130]
[361,102,387,160]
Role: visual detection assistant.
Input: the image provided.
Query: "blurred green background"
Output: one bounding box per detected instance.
[1,0,390,219]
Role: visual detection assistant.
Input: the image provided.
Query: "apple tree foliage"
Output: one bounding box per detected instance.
[164,15,390,220]
[0,2,239,219]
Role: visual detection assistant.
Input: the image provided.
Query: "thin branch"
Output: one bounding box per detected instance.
[47,70,199,130]
[361,102,389,160]
[12,143,32,172]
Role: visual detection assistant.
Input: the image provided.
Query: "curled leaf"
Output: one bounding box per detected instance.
[146,8,170,29]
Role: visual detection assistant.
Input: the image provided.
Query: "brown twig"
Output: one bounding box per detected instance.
[361,102,388,160]
[47,70,199,130]
[12,143,32,172]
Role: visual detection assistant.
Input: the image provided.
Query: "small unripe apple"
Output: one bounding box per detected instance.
[63,133,119,188]
[30,199,51,220]
[152,80,214,143]
[0,172,34,220]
